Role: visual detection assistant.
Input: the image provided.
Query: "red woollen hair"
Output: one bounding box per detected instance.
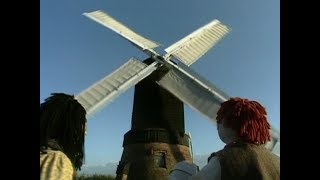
[216,97,271,144]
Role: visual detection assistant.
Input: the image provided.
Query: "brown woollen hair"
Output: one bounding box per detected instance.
[216,97,271,144]
[40,93,87,171]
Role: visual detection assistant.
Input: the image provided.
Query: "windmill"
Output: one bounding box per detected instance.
[75,10,280,179]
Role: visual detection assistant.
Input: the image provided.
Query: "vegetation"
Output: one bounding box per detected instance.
[75,174,115,180]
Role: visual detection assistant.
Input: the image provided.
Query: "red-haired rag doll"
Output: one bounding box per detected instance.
[169,97,280,180]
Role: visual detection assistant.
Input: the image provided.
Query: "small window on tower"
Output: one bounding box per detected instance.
[154,151,166,168]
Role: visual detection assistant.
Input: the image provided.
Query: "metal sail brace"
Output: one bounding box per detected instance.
[75,58,158,117]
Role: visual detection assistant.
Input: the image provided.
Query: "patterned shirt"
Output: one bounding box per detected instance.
[40,149,74,180]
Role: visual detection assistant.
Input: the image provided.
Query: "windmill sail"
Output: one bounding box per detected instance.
[83,10,160,55]
[266,127,280,152]
[83,10,230,66]
[76,58,158,117]
[157,62,229,121]
[164,19,230,66]
[82,9,279,152]
[157,63,280,150]
[158,62,280,149]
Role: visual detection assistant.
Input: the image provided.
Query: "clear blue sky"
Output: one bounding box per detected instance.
[40,0,279,166]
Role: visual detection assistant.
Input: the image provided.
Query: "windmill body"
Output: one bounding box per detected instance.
[116,58,192,179]
[75,10,280,179]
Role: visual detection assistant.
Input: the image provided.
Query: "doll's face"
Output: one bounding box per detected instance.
[217,121,237,144]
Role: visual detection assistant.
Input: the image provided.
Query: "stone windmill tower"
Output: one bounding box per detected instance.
[115,59,192,179]
[74,10,280,180]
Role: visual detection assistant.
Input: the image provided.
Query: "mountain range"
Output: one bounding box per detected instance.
[78,145,280,176]
[78,153,210,176]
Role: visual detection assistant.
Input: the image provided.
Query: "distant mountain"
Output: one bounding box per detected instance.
[193,154,210,169]
[78,162,118,176]
[78,149,279,176]
[77,154,210,176]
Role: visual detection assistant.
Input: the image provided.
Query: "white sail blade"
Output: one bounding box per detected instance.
[83,10,160,51]
[266,126,280,152]
[157,64,230,121]
[265,129,280,152]
[158,63,280,151]
[164,19,230,66]
[76,58,158,117]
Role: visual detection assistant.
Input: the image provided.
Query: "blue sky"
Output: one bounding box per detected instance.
[40,0,279,166]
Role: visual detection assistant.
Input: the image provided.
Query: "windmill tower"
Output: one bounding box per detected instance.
[75,10,280,179]
[115,58,192,179]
